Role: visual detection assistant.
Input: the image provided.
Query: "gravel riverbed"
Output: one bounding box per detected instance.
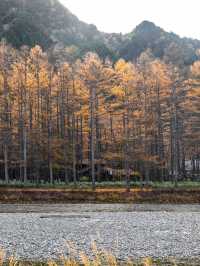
[0,204,200,261]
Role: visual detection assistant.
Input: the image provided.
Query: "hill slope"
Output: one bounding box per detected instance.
[0,0,200,65]
[118,21,200,65]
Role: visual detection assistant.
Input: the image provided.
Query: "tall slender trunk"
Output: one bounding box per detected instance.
[4,144,9,184]
[72,78,77,186]
[155,82,164,182]
[23,127,27,183]
[90,86,96,190]
[124,113,130,192]
[3,74,10,184]
[171,86,179,187]
[72,112,77,186]
[60,73,69,184]
[80,115,84,165]
[95,96,101,182]
[48,71,53,184]
[144,88,149,184]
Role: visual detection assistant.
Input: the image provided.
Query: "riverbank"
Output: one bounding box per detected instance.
[0,187,200,203]
[0,205,200,263]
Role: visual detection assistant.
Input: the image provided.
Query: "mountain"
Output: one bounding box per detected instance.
[0,0,117,60]
[0,0,103,45]
[0,0,200,65]
[118,21,200,66]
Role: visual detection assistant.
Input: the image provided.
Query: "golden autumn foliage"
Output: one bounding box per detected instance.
[0,42,199,187]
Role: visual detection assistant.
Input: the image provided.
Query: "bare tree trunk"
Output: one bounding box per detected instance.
[155,82,165,182]
[95,96,101,182]
[171,86,179,187]
[49,161,53,184]
[3,74,10,184]
[59,75,69,184]
[72,112,77,186]
[80,115,83,165]
[4,144,9,184]
[48,70,53,184]
[72,78,77,186]
[90,86,96,190]
[124,113,130,192]
[144,88,149,185]
[23,127,27,183]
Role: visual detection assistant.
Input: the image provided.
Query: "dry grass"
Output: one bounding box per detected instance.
[0,245,178,266]
[1,186,200,204]
[6,244,200,266]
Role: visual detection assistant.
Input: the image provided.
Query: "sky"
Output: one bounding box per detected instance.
[59,0,200,39]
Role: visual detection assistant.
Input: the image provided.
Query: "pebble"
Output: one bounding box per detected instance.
[0,204,200,261]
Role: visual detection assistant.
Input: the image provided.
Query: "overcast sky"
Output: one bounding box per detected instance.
[59,0,200,39]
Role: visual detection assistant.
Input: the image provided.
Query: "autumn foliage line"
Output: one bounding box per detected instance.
[0,40,199,190]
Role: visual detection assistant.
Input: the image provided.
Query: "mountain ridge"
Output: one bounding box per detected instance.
[0,0,200,65]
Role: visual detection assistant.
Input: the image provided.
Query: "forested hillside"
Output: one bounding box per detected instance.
[0,0,114,59]
[1,0,200,65]
[0,0,199,188]
[118,21,200,66]
[0,42,199,188]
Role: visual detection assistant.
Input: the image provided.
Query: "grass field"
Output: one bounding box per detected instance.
[0,180,200,189]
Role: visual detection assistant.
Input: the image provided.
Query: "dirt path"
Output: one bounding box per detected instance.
[0,203,200,213]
